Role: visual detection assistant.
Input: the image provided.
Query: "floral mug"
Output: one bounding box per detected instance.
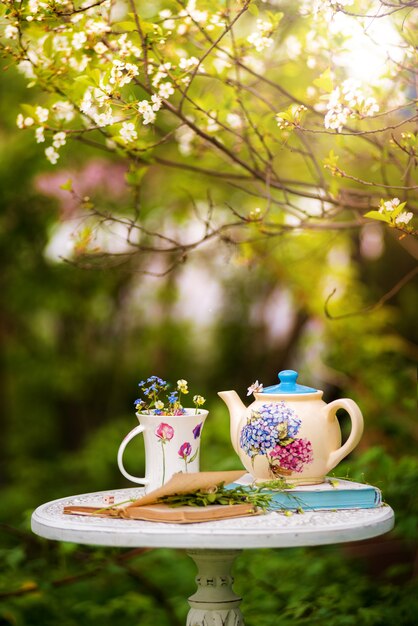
[117,409,208,493]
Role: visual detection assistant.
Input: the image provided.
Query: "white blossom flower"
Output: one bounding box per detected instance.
[35,126,45,143]
[45,146,59,164]
[175,124,195,156]
[137,100,157,124]
[247,31,273,53]
[17,60,36,80]
[52,101,75,122]
[72,32,87,50]
[119,121,137,143]
[110,59,125,84]
[247,381,263,396]
[52,131,66,148]
[395,211,413,225]
[247,19,274,53]
[207,115,220,133]
[117,34,141,58]
[85,19,111,35]
[16,114,34,128]
[210,13,226,29]
[324,104,349,132]
[380,198,400,213]
[324,80,379,132]
[52,35,71,54]
[151,94,162,111]
[28,0,46,13]
[137,100,151,115]
[213,51,231,73]
[94,84,111,107]
[186,0,207,23]
[123,63,139,85]
[241,54,265,75]
[94,42,107,55]
[179,56,199,70]
[160,10,175,30]
[93,108,115,127]
[142,109,156,125]
[69,55,89,73]
[285,35,302,58]
[362,97,380,117]
[5,25,19,39]
[151,63,172,87]
[158,81,175,99]
[80,89,93,114]
[35,106,49,123]
[226,113,242,129]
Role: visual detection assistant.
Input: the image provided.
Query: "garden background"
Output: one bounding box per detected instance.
[0,1,417,624]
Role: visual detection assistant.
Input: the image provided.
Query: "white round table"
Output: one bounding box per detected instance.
[31,487,395,625]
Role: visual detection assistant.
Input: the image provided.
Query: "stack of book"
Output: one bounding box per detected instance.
[228,473,382,512]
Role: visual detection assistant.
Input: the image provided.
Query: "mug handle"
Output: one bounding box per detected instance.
[324,398,364,473]
[117,425,150,486]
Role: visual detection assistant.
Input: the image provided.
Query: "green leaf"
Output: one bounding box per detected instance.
[278,437,294,446]
[43,34,53,57]
[125,166,148,187]
[59,179,73,192]
[20,104,36,117]
[313,68,333,93]
[364,210,390,223]
[88,68,102,86]
[390,201,407,220]
[248,2,259,16]
[267,11,283,26]
[73,75,91,87]
[116,21,138,32]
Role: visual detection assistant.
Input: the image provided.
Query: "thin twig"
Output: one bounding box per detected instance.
[324,266,418,319]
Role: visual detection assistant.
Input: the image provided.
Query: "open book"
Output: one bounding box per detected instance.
[64,471,256,524]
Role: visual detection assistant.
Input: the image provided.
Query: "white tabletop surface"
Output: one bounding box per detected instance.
[31,487,395,550]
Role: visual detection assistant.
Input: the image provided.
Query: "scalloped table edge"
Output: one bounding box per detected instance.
[31,488,395,550]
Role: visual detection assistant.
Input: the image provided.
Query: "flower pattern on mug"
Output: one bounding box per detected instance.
[178,440,199,472]
[192,422,203,439]
[155,422,174,442]
[240,402,313,476]
[178,441,192,459]
[155,422,175,486]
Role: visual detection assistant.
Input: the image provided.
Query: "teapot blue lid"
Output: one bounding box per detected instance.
[262,370,317,394]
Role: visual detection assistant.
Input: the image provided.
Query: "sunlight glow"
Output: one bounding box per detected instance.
[330,12,404,82]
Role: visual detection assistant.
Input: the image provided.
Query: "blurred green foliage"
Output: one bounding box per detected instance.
[0,57,417,626]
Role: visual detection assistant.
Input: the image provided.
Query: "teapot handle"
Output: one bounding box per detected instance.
[324,398,364,473]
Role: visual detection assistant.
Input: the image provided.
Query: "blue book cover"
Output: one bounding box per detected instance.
[227,474,382,511]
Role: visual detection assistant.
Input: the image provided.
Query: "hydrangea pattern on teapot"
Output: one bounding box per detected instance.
[219,369,364,486]
[240,402,314,476]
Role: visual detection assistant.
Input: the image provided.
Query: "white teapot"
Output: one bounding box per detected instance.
[218,370,364,485]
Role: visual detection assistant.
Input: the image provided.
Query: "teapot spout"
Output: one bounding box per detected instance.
[218,390,246,455]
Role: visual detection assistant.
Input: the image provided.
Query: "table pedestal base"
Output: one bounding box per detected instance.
[186,549,244,626]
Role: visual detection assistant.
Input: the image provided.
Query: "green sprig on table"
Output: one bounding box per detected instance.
[158,482,275,511]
